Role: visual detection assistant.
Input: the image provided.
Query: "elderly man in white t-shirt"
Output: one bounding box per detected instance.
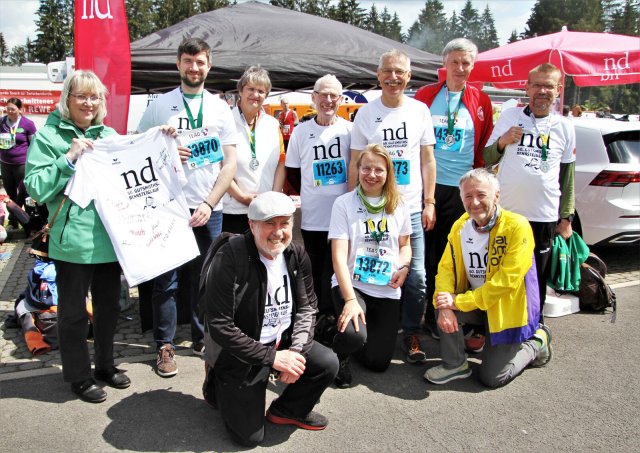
[349,49,436,364]
[285,74,352,324]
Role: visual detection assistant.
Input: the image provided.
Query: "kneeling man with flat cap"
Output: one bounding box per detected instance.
[201,191,338,446]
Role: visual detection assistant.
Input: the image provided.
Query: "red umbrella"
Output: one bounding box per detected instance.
[470,27,640,88]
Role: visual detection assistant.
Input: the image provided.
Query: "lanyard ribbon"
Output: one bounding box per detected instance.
[445,87,465,136]
[182,92,203,129]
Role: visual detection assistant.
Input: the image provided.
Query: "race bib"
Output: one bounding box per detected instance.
[313,158,346,186]
[0,133,14,150]
[180,127,223,170]
[392,158,410,185]
[353,246,393,286]
[282,124,291,135]
[433,116,464,153]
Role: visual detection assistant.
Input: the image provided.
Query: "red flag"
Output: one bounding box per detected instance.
[74,0,130,134]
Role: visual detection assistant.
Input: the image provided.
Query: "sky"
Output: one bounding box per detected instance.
[1,0,536,51]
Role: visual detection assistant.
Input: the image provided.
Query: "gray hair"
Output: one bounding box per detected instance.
[378,49,411,70]
[442,38,478,63]
[459,168,500,193]
[237,65,272,93]
[314,74,343,92]
[58,70,108,126]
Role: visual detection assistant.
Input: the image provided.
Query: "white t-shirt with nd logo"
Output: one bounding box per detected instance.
[489,107,576,222]
[65,127,199,286]
[460,220,490,290]
[259,253,293,345]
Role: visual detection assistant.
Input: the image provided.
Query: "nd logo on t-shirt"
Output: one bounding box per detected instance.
[312,136,346,187]
[120,155,161,201]
[263,274,292,329]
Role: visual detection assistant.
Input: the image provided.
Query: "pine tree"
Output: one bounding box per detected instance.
[0,33,8,65]
[198,0,231,13]
[477,4,499,50]
[154,0,199,30]
[33,0,74,63]
[525,0,605,36]
[609,0,639,35]
[446,11,465,44]
[459,0,481,41]
[406,0,447,54]
[365,4,381,34]
[508,30,520,43]
[126,0,157,41]
[9,45,29,66]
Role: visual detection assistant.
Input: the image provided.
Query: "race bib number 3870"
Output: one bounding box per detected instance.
[180,127,223,170]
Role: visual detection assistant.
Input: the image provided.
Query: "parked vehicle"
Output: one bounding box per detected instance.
[572,117,640,246]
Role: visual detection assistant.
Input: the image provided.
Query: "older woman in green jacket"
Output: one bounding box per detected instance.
[25,70,127,403]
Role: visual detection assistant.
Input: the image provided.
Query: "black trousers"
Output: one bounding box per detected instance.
[54,260,122,383]
[332,287,400,372]
[529,221,556,323]
[301,229,334,315]
[425,184,466,326]
[1,162,26,223]
[222,213,250,234]
[213,341,338,447]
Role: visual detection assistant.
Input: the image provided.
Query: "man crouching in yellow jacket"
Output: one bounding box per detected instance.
[424,168,551,388]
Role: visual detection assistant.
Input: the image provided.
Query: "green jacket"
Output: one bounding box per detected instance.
[547,233,590,292]
[24,109,118,264]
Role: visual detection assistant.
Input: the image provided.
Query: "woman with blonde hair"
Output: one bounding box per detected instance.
[328,143,412,387]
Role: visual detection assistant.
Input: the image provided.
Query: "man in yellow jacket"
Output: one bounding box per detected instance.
[424,168,552,388]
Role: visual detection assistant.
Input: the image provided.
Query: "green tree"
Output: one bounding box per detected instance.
[525,0,604,36]
[459,0,481,41]
[126,0,157,41]
[477,4,499,50]
[154,0,199,30]
[331,0,366,27]
[33,0,74,63]
[446,11,465,44]
[609,0,639,34]
[9,45,29,66]
[365,4,381,34]
[406,0,448,54]
[508,29,520,43]
[198,0,231,12]
[0,33,8,65]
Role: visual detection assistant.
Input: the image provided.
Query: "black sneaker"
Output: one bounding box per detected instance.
[403,334,426,363]
[334,356,352,388]
[192,341,205,356]
[266,404,328,430]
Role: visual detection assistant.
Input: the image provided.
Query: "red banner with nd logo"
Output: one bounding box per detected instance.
[74,0,130,134]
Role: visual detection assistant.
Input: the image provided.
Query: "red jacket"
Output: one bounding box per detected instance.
[415,81,493,168]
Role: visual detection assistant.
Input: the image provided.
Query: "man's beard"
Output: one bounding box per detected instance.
[181,74,205,89]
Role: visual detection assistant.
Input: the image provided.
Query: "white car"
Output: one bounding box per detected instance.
[572,117,640,246]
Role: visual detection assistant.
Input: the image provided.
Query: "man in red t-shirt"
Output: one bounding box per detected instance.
[278,97,299,151]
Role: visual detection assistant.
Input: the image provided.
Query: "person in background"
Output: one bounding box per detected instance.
[414,38,494,352]
[222,65,284,233]
[570,105,582,117]
[329,144,412,387]
[0,97,37,229]
[483,63,575,322]
[24,70,130,403]
[137,37,238,377]
[278,96,299,151]
[202,191,338,447]
[424,168,551,387]
[285,74,352,323]
[349,49,436,364]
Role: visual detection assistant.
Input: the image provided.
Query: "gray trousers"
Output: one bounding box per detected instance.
[438,309,541,388]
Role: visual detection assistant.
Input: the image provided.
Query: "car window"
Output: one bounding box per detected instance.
[604,130,639,164]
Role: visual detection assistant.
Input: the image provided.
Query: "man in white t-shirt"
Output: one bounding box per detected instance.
[349,49,436,364]
[285,74,352,322]
[484,63,576,322]
[137,38,238,377]
[201,192,338,447]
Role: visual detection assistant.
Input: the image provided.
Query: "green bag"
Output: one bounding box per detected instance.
[547,233,590,292]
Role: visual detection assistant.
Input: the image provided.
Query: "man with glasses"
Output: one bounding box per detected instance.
[137,38,238,377]
[415,38,494,350]
[484,63,576,320]
[285,75,352,327]
[348,49,436,364]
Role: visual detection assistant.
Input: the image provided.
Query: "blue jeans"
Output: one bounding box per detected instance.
[152,210,223,346]
[401,211,427,334]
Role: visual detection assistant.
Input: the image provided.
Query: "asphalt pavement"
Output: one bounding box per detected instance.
[1,232,639,452]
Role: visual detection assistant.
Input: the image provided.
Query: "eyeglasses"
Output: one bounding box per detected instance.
[70,93,102,104]
[530,83,558,91]
[314,91,341,101]
[359,166,387,176]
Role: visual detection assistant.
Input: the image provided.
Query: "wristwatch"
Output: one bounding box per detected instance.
[562,214,575,223]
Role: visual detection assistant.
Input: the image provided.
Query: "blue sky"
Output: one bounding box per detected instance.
[1,0,536,51]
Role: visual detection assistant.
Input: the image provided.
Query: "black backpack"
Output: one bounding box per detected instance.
[198,232,246,320]
[578,253,617,321]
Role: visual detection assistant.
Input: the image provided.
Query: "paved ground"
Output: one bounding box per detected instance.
[1,230,639,452]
